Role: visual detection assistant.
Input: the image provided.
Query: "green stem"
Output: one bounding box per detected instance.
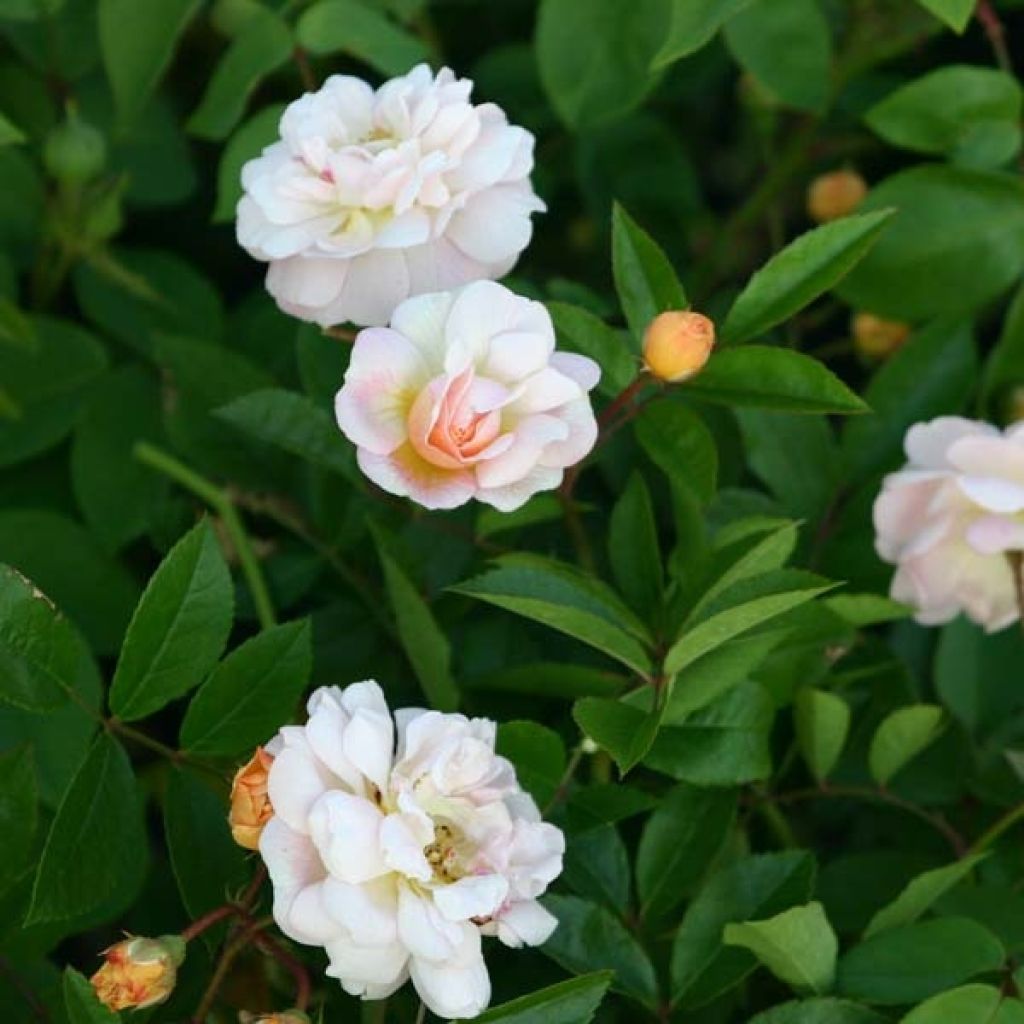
[970,801,1024,856]
[133,442,277,631]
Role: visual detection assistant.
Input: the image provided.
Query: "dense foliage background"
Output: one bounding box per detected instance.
[4,0,1024,1021]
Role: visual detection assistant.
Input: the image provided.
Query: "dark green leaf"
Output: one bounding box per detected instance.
[213,104,285,223]
[548,301,636,397]
[497,721,566,807]
[562,824,630,913]
[635,399,718,503]
[608,473,663,617]
[652,0,753,67]
[574,697,659,774]
[748,998,886,1023]
[109,520,234,722]
[915,0,975,32]
[63,968,119,1024]
[473,972,614,1024]
[0,746,36,894]
[868,705,945,786]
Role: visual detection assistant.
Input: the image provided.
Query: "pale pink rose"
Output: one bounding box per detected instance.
[334,280,600,511]
[258,682,564,1020]
[874,416,1024,631]
[236,64,544,328]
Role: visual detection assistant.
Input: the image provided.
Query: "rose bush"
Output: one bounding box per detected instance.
[3,2,1024,1023]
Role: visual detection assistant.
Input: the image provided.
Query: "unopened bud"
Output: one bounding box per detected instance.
[807,169,868,224]
[239,1012,311,1024]
[642,311,715,384]
[90,935,184,1011]
[44,108,107,185]
[851,312,910,360]
[229,746,274,850]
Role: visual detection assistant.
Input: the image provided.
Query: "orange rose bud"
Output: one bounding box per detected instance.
[90,934,184,1012]
[806,169,868,223]
[642,311,716,384]
[851,312,911,360]
[230,746,275,850]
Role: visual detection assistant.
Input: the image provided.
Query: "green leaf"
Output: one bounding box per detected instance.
[180,619,312,755]
[841,319,977,482]
[216,388,358,481]
[0,110,25,146]
[749,999,886,1024]
[723,0,832,113]
[548,301,636,397]
[0,565,79,712]
[98,0,199,126]
[837,918,1005,1005]
[465,661,627,700]
[379,545,459,712]
[915,0,975,33]
[295,0,429,75]
[825,594,912,627]
[611,203,687,338]
[686,346,868,414]
[213,104,285,223]
[473,972,613,1024]
[672,851,817,1007]
[497,721,566,808]
[0,316,107,469]
[27,733,147,925]
[983,283,1024,413]
[187,10,293,141]
[722,211,894,344]
[574,696,660,774]
[452,554,653,676]
[0,746,36,894]
[109,520,234,722]
[0,511,141,657]
[665,570,834,675]
[865,853,989,939]
[564,783,659,832]
[865,67,1022,170]
[164,767,247,939]
[636,782,737,916]
[71,367,168,552]
[608,473,663,617]
[652,0,753,67]
[837,166,1024,321]
[724,902,838,994]
[635,400,718,503]
[562,823,630,913]
[900,985,1024,1024]
[646,681,774,785]
[63,968,119,1024]
[868,705,945,787]
[795,689,851,783]
[541,893,659,1008]
[536,0,666,131]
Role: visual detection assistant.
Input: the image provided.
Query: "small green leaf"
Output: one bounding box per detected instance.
[541,893,659,1008]
[672,851,817,1007]
[611,202,687,339]
[636,782,737,917]
[64,968,119,1024]
[635,400,718,503]
[295,0,429,75]
[548,301,636,397]
[473,972,614,1024]
[497,721,566,808]
[216,388,358,481]
[652,0,753,68]
[837,918,1005,1005]
[98,0,199,126]
[608,473,663,618]
[0,111,25,146]
[27,733,147,925]
[452,554,653,676]
[722,211,894,344]
[900,985,1024,1024]
[685,346,868,414]
[868,705,945,786]
[748,999,886,1024]
[724,902,838,994]
[795,689,851,783]
[915,0,975,33]
[574,696,660,774]
[865,853,989,938]
[109,520,234,722]
[865,66,1022,169]
[180,619,312,756]
[213,104,285,223]
[563,824,630,912]
[0,746,37,894]
[379,545,459,711]
[187,10,293,141]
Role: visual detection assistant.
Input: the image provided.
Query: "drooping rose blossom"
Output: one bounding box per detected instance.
[335,280,600,511]
[258,682,564,1020]
[236,64,544,328]
[874,416,1024,631]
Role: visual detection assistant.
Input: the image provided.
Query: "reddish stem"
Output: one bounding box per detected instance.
[180,904,238,943]
[253,932,311,1011]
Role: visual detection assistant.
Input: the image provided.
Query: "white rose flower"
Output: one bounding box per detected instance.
[874,416,1024,631]
[334,280,600,511]
[236,64,545,328]
[259,682,565,1020]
